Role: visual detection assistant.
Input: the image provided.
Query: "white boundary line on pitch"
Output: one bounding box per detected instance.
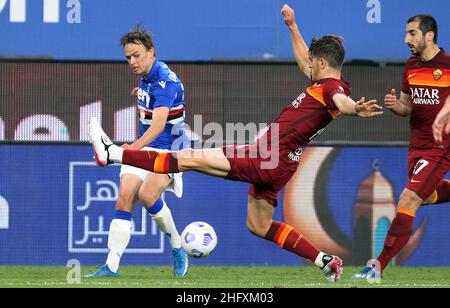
[2,281,450,287]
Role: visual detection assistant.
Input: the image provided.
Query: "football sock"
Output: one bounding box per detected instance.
[314,252,336,269]
[430,180,450,204]
[122,150,180,173]
[148,198,181,249]
[264,221,320,263]
[147,197,164,215]
[106,210,132,273]
[108,145,124,163]
[377,209,415,272]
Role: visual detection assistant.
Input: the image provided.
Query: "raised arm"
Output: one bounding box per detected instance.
[281,4,311,78]
[333,94,383,117]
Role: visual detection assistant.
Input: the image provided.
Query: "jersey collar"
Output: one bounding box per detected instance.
[418,48,445,63]
[143,59,160,82]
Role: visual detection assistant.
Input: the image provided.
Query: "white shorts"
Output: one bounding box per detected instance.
[120,147,183,198]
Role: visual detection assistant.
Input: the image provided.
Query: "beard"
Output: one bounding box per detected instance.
[410,40,426,56]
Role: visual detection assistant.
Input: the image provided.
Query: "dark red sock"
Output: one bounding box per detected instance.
[122,150,179,173]
[432,180,450,204]
[377,210,414,272]
[265,221,320,263]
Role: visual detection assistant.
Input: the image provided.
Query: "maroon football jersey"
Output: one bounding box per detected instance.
[262,78,350,152]
[224,78,351,205]
[402,49,450,149]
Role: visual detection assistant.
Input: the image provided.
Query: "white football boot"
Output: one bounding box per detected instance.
[88,117,114,166]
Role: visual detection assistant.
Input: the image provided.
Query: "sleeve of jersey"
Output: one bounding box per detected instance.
[152,82,177,109]
[401,62,411,95]
[323,80,348,109]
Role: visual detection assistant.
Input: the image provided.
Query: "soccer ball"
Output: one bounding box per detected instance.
[181,221,218,258]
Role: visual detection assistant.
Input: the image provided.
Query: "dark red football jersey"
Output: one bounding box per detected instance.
[261,77,350,152]
[224,78,351,205]
[402,49,450,149]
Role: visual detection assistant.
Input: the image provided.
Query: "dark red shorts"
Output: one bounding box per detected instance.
[406,148,450,200]
[222,145,298,207]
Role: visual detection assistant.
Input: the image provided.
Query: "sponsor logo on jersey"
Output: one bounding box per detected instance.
[410,87,440,105]
[137,88,151,108]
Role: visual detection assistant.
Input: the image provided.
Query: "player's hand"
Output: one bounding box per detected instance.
[432,111,450,143]
[281,4,296,27]
[355,97,383,117]
[121,143,132,150]
[384,88,398,110]
[131,87,139,97]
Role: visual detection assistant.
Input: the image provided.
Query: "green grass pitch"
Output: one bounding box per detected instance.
[0,266,449,288]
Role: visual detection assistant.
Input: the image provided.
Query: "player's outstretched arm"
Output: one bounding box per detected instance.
[433,95,450,143]
[281,4,310,78]
[333,94,383,117]
[384,88,412,117]
[125,106,169,150]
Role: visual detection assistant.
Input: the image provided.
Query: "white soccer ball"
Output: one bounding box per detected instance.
[181,221,218,258]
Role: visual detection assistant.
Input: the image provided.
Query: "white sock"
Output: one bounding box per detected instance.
[106,219,131,273]
[314,252,326,268]
[109,145,123,163]
[150,202,181,249]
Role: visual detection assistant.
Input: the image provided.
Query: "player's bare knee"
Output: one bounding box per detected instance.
[115,195,134,212]
[398,190,422,211]
[137,189,159,207]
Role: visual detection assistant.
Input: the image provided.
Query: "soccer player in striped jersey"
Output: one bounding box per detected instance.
[353,14,450,280]
[86,26,189,278]
[87,5,383,282]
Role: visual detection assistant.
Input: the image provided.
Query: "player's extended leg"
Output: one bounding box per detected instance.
[85,174,141,278]
[139,173,188,277]
[353,187,422,280]
[422,180,450,206]
[246,194,343,282]
[89,116,231,177]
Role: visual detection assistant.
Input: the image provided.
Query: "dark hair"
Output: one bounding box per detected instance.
[309,35,345,69]
[120,24,154,50]
[407,14,438,43]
